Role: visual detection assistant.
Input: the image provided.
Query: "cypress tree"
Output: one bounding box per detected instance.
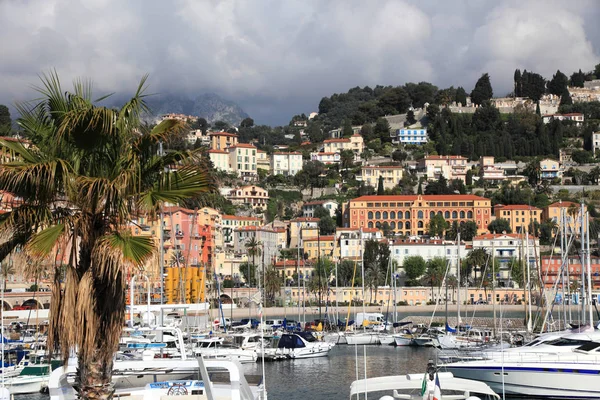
[377,176,384,195]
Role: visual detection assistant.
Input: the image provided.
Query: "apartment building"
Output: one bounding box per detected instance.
[221,215,262,246]
[493,204,541,234]
[390,238,466,278]
[360,165,404,189]
[310,152,340,164]
[303,235,338,260]
[289,217,320,248]
[302,200,338,218]
[208,149,230,172]
[228,144,257,180]
[540,255,600,291]
[209,131,238,150]
[393,128,428,145]
[322,134,364,160]
[539,158,562,180]
[227,185,269,210]
[418,155,468,182]
[344,194,492,236]
[271,152,303,176]
[256,150,271,171]
[543,201,587,235]
[542,113,585,126]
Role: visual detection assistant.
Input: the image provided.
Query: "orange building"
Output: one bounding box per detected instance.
[540,255,600,290]
[493,204,541,234]
[543,201,586,234]
[344,195,492,236]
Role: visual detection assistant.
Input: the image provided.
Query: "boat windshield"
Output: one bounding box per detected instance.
[545,338,590,347]
[575,341,600,352]
[278,335,305,349]
[298,332,316,342]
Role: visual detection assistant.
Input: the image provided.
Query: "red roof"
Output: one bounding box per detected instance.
[208,149,228,154]
[473,233,523,240]
[351,133,362,138]
[275,260,309,267]
[423,155,467,160]
[350,195,487,202]
[273,152,302,155]
[315,152,337,156]
[547,201,578,208]
[235,226,258,231]
[362,165,404,169]
[495,204,541,211]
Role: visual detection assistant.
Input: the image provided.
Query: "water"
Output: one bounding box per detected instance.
[242,345,438,399]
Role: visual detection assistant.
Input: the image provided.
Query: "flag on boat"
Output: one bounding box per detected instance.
[431,373,442,400]
[420,373,427,397]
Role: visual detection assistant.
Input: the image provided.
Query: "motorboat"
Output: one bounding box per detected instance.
[192,337,258,364]
[49,357,266,400]
[345,331,380,345]
[4,361,60,395]
[393,329,415,346]
[413,329,443,347]
[259,332,334,359]
[350,361,499,400]
[442,340,600,398]
[323,331,348,345]
[437,329,493,350]
[377,333,395,346]
[229,332,268,351]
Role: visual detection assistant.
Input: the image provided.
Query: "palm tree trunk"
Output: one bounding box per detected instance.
[76,349,114,400]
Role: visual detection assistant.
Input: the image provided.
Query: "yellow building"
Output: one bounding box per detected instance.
[208,150,230,172]
[228,144,257,180]
[360,165,404,190]
[289,217,320,248]
[303,235,338,260]
[256,149,271,171]
[493,204,541,234]
[209,131,238,150]
[543,201,586,234]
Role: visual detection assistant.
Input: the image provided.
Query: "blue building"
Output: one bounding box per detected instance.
[394,128,428,145]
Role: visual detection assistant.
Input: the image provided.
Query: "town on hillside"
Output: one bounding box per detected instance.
[1,66,600,310]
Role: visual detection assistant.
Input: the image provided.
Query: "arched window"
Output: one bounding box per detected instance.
[467,211,473,219]
[444,211,450,219]
[405,211,411,219]
[368,221,374,228]
[376,211,381,219]
[430,211,435,218]
[383,211,388,219]
[437,211,442,216]
[376,222,381,228]
[452,211,458,219]
[460,211,465,219]
[390,221,396,229]
[417,211,423,219]
[405,221,411,229]
[390,211,396,219]
[418,221,424,228]
[368,211,373,219]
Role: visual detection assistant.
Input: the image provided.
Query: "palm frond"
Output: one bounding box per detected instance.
[100,232,155,268]
[0,158,72,203]
[26,223,65,258]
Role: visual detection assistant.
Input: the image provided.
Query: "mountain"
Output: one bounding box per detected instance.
[143,92,249,126]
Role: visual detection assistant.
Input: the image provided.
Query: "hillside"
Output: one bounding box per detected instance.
[144,92,249,125]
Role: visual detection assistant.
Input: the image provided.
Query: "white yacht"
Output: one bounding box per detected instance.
[49,357,265,400]
[350,361,499,400]
[345,331,380,345]
[192,337,258,364]
[260,332,334,359]
[443,339,600,398]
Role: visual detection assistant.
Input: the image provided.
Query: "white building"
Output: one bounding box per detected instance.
[271,152,303,176]
[302,200,339,218]
[227,185,269,210]
[233,226,281,265]
[310,152,340,164]
[542,113,585,126]
[390,238,466,279]
[360,166,404,189]
[393,128,428,145]
[593,132,600,156]
[209,150,230,172]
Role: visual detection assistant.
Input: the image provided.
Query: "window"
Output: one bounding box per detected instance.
[376,222,381,228]
[375,211,381,219]
[368,222,373,228]
[368,211,373,219]
[460,211,465,218]
[390,221,396,229]
[405,211,410,219]
[452,211,458,218]
[405,221,411,229]
[418,221,423,228]
[383,211,388,219]
[430,211,435,218]
[444,211,450,219]
[390,211,396,219]
[417,210,423,218]
[467,211,473,219]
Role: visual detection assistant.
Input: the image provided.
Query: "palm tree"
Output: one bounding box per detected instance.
[245,237,262,287]
[466,248,488,285]
[0,261,15,288]
[0,73,211,399]
[422,258,445,304]
[263,265,283,306]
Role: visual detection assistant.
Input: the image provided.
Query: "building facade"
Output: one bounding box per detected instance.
[221,215,262,246]
[360,166,404,190]
[208,150,230,172]
[227,185,269,210]
[344,194,492,236]
[418,155,468,182]
[228,144,257,180]
[393,128,428,145]
[302,200,339,218]
[540,255,600,291]
[310,152,340,164]
[271,152,303,176]
[493,204,542,234]
[539,158,562,180]
[390,239,466,279]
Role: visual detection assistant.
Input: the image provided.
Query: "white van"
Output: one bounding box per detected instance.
[263,319,284,330]
[355,313,385,328]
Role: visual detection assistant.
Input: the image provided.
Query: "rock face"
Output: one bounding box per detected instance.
[144,92,249,126]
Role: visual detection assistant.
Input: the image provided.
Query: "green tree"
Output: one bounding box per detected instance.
[570,69,585,87]
[338,260,358,287]
[460,221,479,241]
[471,73,493,105]
[240,262,257,287]
[406,110,416,126]
[403,255,426,286]
[363,240,390,302]
[342,119,353,137]
[423,257,446,302]
[488,219,512,234]
[594,63,600,79]
[466,248,488,285]
[560,86,573,106]
[374,117,391,139]
[0,73,210,399]
[428,214,448,237]
[514,69,522,97]
[509,258,525,288]
[263,265,282,305]
[240,117,254,128]
[455,87,468,106]
[417,181,423,195]
[212,120,229,131]
[0,105,11,135]
[466,169,473,186]
[377,176,385,195]
[245,237,262,286]
[340,149,355,170]
[524,159,541,186]
[392,149,408,162]
[548,70,569,96]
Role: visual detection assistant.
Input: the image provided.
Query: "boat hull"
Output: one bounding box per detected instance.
[446,362,600,398]
[393,336,414,346]
[6,377,47,394]
[346,334,380,345]
[378,335,395,346]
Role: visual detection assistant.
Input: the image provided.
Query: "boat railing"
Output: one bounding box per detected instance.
[450,351,600,365]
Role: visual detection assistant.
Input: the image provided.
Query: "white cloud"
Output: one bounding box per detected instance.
[0,0,598,124]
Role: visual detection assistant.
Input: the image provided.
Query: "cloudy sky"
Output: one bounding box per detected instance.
[1,0,599,125]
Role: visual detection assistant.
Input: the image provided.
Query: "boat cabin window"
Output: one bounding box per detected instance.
[298,332,316,342]
[524,339,541,347]
[546,338,590,347]
[575,341,600,352]
[278,335,305,349]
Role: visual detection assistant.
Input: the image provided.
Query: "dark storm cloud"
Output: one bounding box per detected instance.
[0,0,598,124]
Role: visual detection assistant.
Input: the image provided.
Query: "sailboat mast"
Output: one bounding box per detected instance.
[526,229,532,333]
[360,228,366,332]
[580,201,586,326]
[586,212,593,327]
[457,232,461,326]
[297,223,301,325]
[492,232,497,337]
